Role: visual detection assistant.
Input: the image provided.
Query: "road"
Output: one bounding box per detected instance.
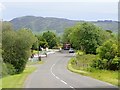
[24,51,118,89]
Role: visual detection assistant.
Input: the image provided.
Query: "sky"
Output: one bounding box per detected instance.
[0,0,119,21]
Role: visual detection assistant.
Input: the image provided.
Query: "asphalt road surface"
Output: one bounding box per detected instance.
[24,50,118,89]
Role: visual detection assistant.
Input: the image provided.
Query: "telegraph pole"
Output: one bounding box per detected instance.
[38,40,41,61]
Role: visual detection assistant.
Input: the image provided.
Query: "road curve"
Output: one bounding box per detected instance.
[24,51,118,89]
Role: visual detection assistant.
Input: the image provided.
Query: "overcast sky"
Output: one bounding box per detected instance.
[0,0,118,21]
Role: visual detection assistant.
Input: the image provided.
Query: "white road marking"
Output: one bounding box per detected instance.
[69,86,74,88]
[50,62,75,89]
[56,76,60,80]
[60,80,67,85]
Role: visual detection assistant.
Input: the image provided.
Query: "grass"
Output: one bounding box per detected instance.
[27,60,44,65]
[0,66,36,88]
[71,54,96,70]
[0,60,44,88]
[86,68,118,86]
[67,59,89,75]
[67,56,118,86]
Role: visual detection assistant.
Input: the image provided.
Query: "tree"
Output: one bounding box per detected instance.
[62,27,73,44]
[31,35,48,50]
[2,22,13,32]
[56,36,62,48]
[92,39,119,70]
[2,28,37,73]
[36,34,48,48]
[69,22,105,54]
[42,31,58,48]
[32,41,38,50]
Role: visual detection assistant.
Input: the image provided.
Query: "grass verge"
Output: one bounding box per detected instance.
[67,59,118,86]
[0,66,36,88]
[27,60,44,65]
[0,60,44,88]
[67,60,88,75]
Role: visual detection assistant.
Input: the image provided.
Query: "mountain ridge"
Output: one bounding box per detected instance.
[9,16,118,34]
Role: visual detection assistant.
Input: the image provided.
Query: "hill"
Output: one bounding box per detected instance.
[9,16,118,34]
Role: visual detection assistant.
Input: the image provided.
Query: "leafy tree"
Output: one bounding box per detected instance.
[2,22,13,32]
[39,41,48,49]
[32,41,38,50]
[56,36,62,48]
[31,35,48,50]
[2,30,17,64]
[70,22,105,54]
[63,22,115,54]
[62,27,73,44]
[92,39,119,70]
[42,31,58,48]
[36,34,48,48]
[2,29,37,73]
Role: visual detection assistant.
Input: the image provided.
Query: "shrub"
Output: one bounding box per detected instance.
[76,51,85,56]
[2,29,37,74]
[2,63,16,77]
[2,63,8,77]
[92,39,119,70]
[71,54,96,70]
[5,63,16,75]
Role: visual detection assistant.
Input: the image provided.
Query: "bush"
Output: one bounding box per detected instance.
[76,51,85,56]
[111,56,120,70]
[2,63,16,77]
[71,54,96,70]
[91,56,106,69]
[2,29,37,74]
[5,63,16,75]
[92,39,119,70]
[2,63,8,77]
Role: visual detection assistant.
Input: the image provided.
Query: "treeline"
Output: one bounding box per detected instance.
[1,22,61,76]
[62,22,119,70]
[32,31,61,50]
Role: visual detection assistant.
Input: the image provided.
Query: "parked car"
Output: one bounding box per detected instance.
[69,48,74,53]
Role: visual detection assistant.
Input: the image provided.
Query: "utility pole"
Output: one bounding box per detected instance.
[38,40,41,61]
